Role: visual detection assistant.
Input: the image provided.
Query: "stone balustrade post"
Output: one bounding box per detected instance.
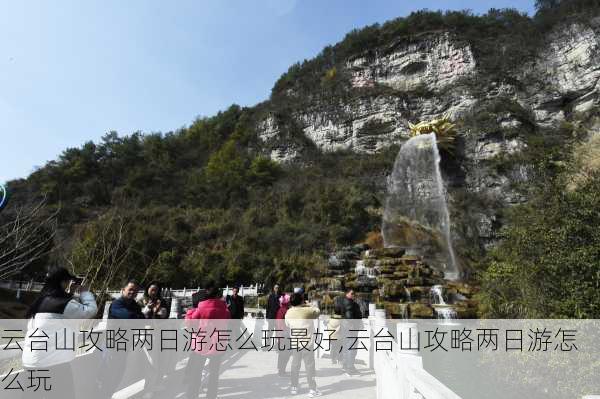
[367,303,377,370]
[102,301,111,321]
[375,309,411,399]
[95,301,112,331]
[396,322,422,399]
[169,297,180,319]
[396,322,421,361]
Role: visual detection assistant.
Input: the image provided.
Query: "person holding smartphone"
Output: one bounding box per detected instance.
[22,268,97,399]
[139,281,168,319]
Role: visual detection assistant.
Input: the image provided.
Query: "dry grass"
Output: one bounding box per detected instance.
[364,230,384,249]
[568,133,600,191]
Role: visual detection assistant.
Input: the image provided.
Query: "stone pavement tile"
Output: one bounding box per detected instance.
[214,350,376,399]
[129,350,375,399]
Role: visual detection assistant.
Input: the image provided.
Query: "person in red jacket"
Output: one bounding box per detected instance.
[275,293,291,377]
[183,282,231,399]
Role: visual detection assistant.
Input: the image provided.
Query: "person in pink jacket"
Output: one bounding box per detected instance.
[275,293,292,377]
[183,282,231,399]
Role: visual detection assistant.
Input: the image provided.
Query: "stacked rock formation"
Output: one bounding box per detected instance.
[314,245,478,319]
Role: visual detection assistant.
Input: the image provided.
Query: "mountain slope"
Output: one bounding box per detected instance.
[3,2,600,295]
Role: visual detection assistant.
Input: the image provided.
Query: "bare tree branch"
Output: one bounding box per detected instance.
[67,210,133,295]
[0,196,58,280]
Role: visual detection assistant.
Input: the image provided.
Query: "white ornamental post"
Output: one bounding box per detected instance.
[169,297,180,319]
[396,322,422,399]
[373,308,387,399]
[396,322,421,365]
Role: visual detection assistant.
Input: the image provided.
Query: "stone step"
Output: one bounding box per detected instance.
[364,247,406,259]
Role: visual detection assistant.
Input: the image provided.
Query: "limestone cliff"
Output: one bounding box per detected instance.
[253,13,600,255]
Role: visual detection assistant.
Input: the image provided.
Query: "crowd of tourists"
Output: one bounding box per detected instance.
[20,267,365,398]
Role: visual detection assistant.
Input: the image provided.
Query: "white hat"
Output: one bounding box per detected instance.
[293,287,303,294]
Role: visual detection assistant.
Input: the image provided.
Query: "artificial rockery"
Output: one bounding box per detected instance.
[308,116,479,319]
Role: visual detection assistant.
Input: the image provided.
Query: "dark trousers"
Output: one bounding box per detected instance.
[260,319,278,350]
[185,353,224,399]
[276,328,290,373]
[22,363,74,399]
[143,349,168,394]
[341,323,360,370]
[266,319,276,338]
[330,339,342,363]
[277,348,291,373]
[290,350,316,390]
[342,336,358,370]
[342,345,358,370]
[96,349,129,399]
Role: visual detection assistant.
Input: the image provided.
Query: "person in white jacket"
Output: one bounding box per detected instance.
[22,267,97,399]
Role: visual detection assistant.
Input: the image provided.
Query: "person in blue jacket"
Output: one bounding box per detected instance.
[108,279,145,319]
[98,279,144,398]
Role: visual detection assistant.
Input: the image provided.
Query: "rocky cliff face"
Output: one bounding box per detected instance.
[257,31,479,159]
[347,31,477,92]
[254,17,600,253]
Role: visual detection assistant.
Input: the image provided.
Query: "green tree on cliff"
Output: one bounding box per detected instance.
[478,171,600,318]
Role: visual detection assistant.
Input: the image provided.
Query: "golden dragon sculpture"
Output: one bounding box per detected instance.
[408,113,457,149]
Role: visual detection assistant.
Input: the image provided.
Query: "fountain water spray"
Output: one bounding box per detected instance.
[431,136,459,281]
[382,133,459,280]
[431,284,457,320]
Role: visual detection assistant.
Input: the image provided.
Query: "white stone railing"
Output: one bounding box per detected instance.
[105,284,260,299]
[0,281,262,297]
[310,304,460,399]
[0,279,44,292]
[369,308,461,399]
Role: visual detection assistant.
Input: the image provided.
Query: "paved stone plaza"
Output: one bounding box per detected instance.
[214,350,376,399]
[117,349,376,399]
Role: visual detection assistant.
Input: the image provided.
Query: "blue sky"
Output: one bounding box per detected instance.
[0,0,535,183]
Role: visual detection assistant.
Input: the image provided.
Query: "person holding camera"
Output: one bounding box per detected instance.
[22,268,97,399]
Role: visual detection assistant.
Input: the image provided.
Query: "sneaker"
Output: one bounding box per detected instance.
[308,389,322,397]
[290,386,298,395]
